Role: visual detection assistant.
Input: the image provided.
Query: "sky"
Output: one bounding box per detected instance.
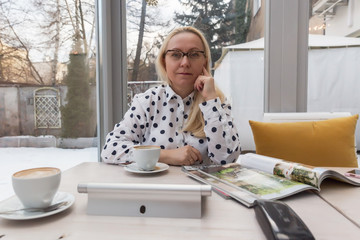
[1,0,96,63]
[0,147,98,202]
[126,0,184,50]
[2,0,183,63]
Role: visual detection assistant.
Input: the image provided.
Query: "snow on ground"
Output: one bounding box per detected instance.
[0,147,98,202]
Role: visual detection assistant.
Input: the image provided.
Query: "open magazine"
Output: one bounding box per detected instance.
[182,153,360,208]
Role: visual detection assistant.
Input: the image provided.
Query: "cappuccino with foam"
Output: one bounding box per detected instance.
[132,145,161,171]
[12,167,61,208]
[13,167,60,179]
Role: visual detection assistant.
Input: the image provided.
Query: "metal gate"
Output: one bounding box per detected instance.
[34,87,61,128]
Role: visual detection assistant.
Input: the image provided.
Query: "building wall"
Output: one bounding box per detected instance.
[246,0,265,41]
[0,87,19,135]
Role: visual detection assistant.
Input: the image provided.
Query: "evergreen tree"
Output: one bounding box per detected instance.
[234,0,252,44]
[174,0,252,65]
[61,35,92,138]
[174,0,237,65]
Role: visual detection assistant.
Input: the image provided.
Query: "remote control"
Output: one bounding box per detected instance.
[254,199,315,240]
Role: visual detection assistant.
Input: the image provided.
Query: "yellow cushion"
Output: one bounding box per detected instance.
[249,114,359,167]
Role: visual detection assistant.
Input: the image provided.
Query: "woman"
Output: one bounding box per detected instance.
[101,26,240,166]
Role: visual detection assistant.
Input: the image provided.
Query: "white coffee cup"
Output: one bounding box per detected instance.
[132,145,161,171]
[12,167,61,208]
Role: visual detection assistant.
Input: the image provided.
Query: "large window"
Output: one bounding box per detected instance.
[0,0,97,144]
[0,0,98,201]
[97,0,360,156]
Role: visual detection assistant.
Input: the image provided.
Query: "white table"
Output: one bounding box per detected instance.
[317,167,360,228]
[1,162,360,240]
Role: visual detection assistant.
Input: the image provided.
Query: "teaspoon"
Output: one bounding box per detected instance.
[0,201,68,214]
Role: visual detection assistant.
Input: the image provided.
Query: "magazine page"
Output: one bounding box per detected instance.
[181,167,257,207]
[274,162,322,188]
[182,163,317,207]
[314,168,360,187]
[240,153,322,188]
[239,153,281,174]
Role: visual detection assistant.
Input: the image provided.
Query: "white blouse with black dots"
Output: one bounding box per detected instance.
[101,84,241,165]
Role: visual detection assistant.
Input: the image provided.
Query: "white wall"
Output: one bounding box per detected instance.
[214,50,264,151]
[215,47,360,151]
[307,47,360,148]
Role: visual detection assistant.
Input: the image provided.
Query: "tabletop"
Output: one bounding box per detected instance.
[316,167,360,228]
[1,162,360,240]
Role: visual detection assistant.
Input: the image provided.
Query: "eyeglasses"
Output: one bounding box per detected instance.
[164,49,206,61]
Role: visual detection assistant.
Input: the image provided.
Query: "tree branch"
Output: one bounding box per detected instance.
[4,15,44,84]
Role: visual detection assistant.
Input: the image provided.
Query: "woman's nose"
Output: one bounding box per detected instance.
[180,55,190,67]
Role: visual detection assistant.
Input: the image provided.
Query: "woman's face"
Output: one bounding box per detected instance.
[164,32,207,98]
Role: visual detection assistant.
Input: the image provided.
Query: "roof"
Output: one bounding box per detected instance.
[213,34,360,69]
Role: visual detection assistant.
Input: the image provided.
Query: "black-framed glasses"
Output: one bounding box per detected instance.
[164,49,206,60]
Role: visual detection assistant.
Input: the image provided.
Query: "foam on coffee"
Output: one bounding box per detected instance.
[134,145,160,150]
[13,167,60,179]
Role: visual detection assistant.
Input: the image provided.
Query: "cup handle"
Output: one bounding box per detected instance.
[128,147,135,162]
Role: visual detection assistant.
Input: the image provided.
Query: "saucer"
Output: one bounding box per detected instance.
[0,192,75,220]
[124,162,169,174]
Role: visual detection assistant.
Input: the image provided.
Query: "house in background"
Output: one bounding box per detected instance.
[310,0,360,37]
[0,42,36,85]
[246,0,265,41]
[245,0,360,39]
[0,42,69,86]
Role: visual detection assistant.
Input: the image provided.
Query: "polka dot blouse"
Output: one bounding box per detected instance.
[101,84,241,165]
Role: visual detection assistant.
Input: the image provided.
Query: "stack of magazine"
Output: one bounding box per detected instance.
[182,153,360,207]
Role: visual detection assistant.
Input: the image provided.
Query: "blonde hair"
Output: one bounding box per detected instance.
[155,26,225,138]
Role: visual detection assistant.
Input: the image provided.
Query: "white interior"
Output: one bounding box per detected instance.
[214,35,360,151]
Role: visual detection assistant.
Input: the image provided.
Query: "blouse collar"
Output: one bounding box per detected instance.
[165,85,195,103]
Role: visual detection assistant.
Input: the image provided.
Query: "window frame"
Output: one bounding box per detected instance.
[265,0,309,113]
[96,0,128,160]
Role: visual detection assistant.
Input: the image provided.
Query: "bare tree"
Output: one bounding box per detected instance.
[0,1,44,84]
[127,0,170,82]
[63,0,95,56]
[33,0,95,84]
[131,0,147,83]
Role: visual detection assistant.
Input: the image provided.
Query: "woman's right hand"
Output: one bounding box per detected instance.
[159,145,202,166]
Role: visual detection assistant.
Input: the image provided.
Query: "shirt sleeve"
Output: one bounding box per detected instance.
[101,96,147,164]
[199,97,241,165]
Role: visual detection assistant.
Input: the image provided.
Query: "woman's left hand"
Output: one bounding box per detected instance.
[159,145,202,166]
[194,67,217,101]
